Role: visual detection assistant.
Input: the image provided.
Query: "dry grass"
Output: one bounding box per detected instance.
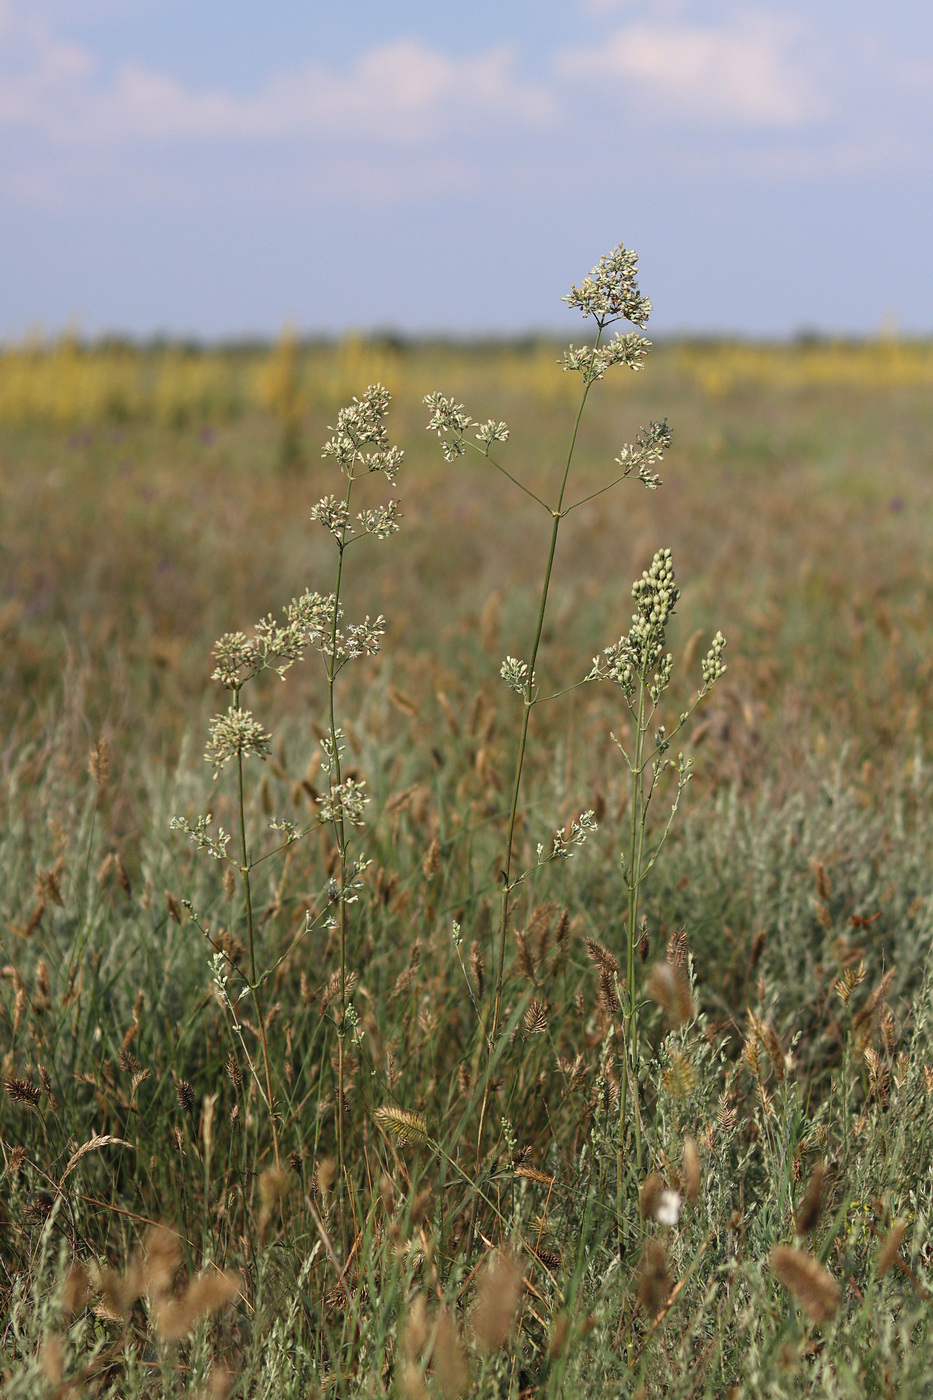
[1,336,933,1397]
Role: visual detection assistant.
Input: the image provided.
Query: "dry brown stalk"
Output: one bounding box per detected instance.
[770,1244,841,1322]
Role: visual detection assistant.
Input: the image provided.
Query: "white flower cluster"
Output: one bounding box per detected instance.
[563,242,652,328]
[204,705,272,776]
[310,494,351,539]
[169,812,232,861]
[319,777,370,829]
[560,333,652,385]
[539,810,599,862]
[423,392,510,462]
[357,499,401,540]
[614,419,672,491]
[321,383,398,477]
[500,655,533,694]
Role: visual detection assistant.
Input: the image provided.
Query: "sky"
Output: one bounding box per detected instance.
[0,0,931,340]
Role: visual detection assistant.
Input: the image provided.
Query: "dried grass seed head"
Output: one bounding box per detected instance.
[770,1245,840,1323]
[472,1250,523,1351]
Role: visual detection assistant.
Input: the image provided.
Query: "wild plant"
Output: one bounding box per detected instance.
[172,382,403,1190]
[424,242,727,1193]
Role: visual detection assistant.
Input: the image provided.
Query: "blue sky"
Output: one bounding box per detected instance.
[0,0,930,339]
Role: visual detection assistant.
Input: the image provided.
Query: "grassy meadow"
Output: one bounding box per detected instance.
[2,320,933,1397]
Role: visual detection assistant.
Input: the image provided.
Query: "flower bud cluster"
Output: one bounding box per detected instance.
[204,706,273,776]
[321,383,397,477]
[615,419,672,490]
[540,810,599,862]
[591,549,680,701]
[319,777,370,829]
[561,332,652,385]
[423,393,510,461]
[500,656,534,694]
[702,631,728,688]
[563,243,652,328]
[170,812,231,861]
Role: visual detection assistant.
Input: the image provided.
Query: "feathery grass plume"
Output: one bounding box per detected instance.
[585,937,620,974]
[5,1077,41,1108]
[523,999,548,1038]
[876,1219,908,1277]
[33,960,50,1015]
[598,966,621,1017]
[682,1136,701,1204]
[639,1172,664,1219]
[113,850,131,896]
[515,930,536,983]
[813,860,832,901]
[87,736,111,785]
[433,1307,471,1399]
[152,1270,242,1342]
[373,1106,429,1147]
[470,941,485,1000]
[472,1250,523,1351]
[637,1240,671,1317]
[835,960,867,1008]
[422,836,441,879]
[176,1079,195,1113]
[60,1132,132,1184]
[144,1224,183,1298]
[663,1051,697,1099]
[515,1165,556,1186]
[795,1162,826,1236]
[647,960,694,1026]
[770,1245,841,1323]
[548,1311,571,1360]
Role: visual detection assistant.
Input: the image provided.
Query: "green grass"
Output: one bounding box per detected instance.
[2,306,933,1397]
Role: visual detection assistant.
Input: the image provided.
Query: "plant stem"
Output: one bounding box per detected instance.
[473,339,601,1186]
[234,686,281,1170]
[326,473,355,1206]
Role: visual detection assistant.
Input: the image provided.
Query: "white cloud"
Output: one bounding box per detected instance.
[558,12,828,128]
[0,13,555,147]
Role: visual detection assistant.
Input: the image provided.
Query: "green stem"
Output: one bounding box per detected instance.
[327,473,355,1207]
[473,342,601,1192]
[234,686,281,1170]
